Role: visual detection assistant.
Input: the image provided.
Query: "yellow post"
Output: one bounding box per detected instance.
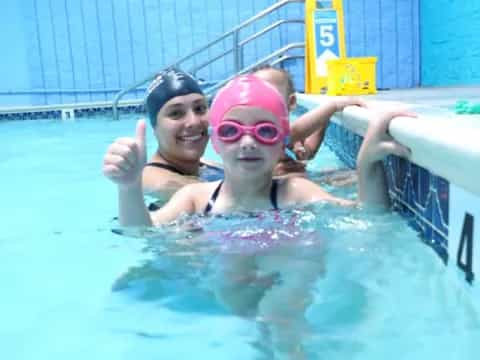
[304,0,316,93]
[333,0,346,59]
[304,0,347,94]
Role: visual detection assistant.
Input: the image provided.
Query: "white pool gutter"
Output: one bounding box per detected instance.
[297,87,480,197]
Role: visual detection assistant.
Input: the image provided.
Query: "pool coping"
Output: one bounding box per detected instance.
[297,89,480,197]
[298,88,480,289]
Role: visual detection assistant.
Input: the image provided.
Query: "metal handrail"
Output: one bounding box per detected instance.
[112,0,305,119]
[189,19,304,76]
[203,42,305,96]
[239,19,304,47]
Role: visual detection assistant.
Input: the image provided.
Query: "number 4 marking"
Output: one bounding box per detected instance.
[457,213,474,284]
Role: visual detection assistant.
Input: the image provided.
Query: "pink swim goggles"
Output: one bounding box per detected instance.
[212,120,283,145]
[209,74,290,152]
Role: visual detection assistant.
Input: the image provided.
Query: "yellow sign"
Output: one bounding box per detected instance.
[304,0,346,94]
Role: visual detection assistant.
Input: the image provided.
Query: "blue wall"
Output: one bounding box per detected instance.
[0,2,32,106]
[344,0,420,89]
[2,0,289,106]
[0,0,422,107]
[421,0,480,86]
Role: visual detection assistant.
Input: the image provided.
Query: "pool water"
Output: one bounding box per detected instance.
[1,115,478,359]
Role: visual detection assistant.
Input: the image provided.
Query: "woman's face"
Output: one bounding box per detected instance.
[154,93,209,162]
[215,105,284,177]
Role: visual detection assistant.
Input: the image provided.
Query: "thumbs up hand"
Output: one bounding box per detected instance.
[103,119,147,188]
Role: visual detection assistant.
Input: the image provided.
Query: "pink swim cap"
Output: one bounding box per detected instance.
[209,74,289,151]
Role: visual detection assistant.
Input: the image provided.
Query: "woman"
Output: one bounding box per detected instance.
[141,68,219,201]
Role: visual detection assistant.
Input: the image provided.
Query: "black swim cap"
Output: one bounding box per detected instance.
[145,68,204,127]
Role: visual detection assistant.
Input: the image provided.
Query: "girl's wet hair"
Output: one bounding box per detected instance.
[145,68,204,127]
[250,64,295,97]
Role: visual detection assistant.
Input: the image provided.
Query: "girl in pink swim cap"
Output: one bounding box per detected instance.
[105,73,414,223]
[104,73,415,356]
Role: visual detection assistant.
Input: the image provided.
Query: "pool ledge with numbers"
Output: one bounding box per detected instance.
[298,86,480,292]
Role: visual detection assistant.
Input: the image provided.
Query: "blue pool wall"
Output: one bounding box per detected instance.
[420,1,480,86]
[324,120,450,263]
[343,0,420,90]
[0,0,429,107]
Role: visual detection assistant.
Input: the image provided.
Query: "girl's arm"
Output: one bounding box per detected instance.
[289,97,367,146]
[149,185,197,225]
[284,110,415,208]
[282,176,356,207]
[356,110,416,206]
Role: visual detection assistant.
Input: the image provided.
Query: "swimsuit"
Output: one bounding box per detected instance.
[145,162,187,176]
[203,179,279,215]
[146,162,224,211]
[145,161,224,181]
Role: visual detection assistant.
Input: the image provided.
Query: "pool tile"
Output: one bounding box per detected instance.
[325,121,451,264]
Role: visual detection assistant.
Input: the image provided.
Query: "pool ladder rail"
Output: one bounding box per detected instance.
[112,0,306,120]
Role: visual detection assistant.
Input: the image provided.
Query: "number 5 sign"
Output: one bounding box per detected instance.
[314,10,340,77]
[304,0,346,94]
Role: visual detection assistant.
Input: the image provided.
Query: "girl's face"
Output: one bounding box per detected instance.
[154,93,209,162]
[215,105,285,176]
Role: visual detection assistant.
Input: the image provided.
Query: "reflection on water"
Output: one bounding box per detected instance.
[108,204,480,359]
[2,117,479,359]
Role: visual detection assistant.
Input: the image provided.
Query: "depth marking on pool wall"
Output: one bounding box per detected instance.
[449,185,479,286]
[457,213,474,284]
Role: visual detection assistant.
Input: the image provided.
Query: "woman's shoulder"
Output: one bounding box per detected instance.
[142,162,200,196]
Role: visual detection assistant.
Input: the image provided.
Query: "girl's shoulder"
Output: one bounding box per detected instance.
[178,180,222,210]
[278,176,341,205]
[181,180,220,192]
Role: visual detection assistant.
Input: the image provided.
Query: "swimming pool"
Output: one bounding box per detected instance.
[1,113,479,359]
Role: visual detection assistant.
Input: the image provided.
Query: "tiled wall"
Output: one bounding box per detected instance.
[1,0,290,106]
[1,0,421,108]
[421,0,480,86]
[0,104,145,122]
[344,0,420,89]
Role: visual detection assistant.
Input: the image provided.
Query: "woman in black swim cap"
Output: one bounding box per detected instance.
[142,68,215,200]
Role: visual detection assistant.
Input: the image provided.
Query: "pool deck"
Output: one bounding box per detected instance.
[299,85,480,111]
[297,86,480,197]
[361,85,480,107]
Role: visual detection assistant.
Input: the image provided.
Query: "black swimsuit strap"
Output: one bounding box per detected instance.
[145,162,186,176]
[270,179,279,210]
[204,179,279,215]
[204,181,224,215]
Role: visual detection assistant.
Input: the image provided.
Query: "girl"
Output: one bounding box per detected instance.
[104,74,414,358]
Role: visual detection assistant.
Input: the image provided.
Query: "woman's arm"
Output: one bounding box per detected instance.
[103,120,196,227]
